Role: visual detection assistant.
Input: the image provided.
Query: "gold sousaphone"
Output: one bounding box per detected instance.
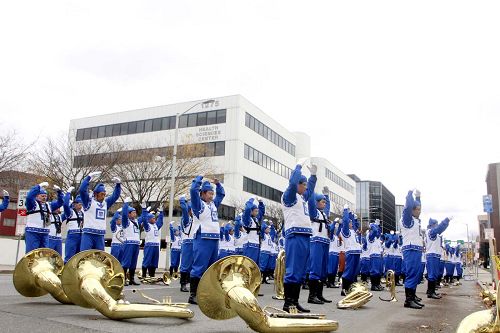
[337,282,373,309]
[457,286,500,333]
[379,270,397,302]
[197,255,339,332]
[162,270,180,285]
[13,248,72,304]
[272,249,285,300]
[61,250,194,320]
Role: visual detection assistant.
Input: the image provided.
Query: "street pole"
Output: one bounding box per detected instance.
[165,99,215,270]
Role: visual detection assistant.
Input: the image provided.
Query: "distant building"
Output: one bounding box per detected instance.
[395,204,404,231]
[486,163,500,253]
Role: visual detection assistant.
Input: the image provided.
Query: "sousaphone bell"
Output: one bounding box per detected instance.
[61,250,194,320]
[197,255,339,332]
[13,248,72,304]
[456,286,500,333]
[337,282,373,309]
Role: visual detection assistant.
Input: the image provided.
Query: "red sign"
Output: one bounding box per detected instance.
[17,209,27,217]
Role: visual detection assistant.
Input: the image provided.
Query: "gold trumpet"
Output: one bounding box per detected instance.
[379,270,397,302]
[61,250,194,320]
[457,286,500,332]
[163,271,180,285]
[13,248,72,304]
[272,249,285,300]
[197,255,339,333]
[337,282,373,309]
[136,270,169,285]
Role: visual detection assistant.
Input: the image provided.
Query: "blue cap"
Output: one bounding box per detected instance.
[201,181,214,192]
[73,195,83,204]
[127,206,136,213]
[315,193,326,202]
[224,223,234,233]
[261,222,270,233]
[39,188,48,195]
[93,183,106,193]
[147,213,155,220]
[428,218,438,228]
[113,211,121,219]
[299,175,307,183]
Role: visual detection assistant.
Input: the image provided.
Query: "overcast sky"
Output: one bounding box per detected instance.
[1,1,499,242]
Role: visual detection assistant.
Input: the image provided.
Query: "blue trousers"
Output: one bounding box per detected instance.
[259,252,272,272]
[191,233,219,278]
[218,249,232,260]
[110,244,123,262]
[170,249,181,268]
[48,238,62,256]
[385,256,394,274]
[25,231,48,253]
[284,234,310,284]
[328,253,339,276]
[403,249,422,289]
[456,263,463,277]
[439,260,445,278]
[65,233,81,263]
[180,242,194,273]
[370,256,383,277]
[235,248,244,255]
[342,253,360,283]
[121,243,139,270]
[143,244,159,268]
[80,232,105,251]
[244,245,260,266]
[360,257,371,275]
[309,242,329,280]
[445,262,455,277]
[394,257,402,275]
[270,254,277,270]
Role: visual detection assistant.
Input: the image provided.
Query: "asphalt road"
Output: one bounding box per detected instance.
[0,273,487,333]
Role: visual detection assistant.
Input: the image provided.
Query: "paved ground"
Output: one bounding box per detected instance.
[0,270,488,333]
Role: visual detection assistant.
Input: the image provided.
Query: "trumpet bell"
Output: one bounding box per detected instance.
[61,250,124,308]
[337,282,373,310]
[13,248,72,304]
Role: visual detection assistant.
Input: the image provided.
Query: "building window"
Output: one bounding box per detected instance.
[128,121,137,134]
[243,144,293,180]
[144,119,153,132]
[3,218,15,227]
[243,176,283,202]
[152,118,162,131]
[325,168,354,194]
[244,112,295,156]
[197,112,207,126]
[187,114,197,127]
[76,129,84,141]
[112,124,120,136]
[120,123,128,135]
[214,141,225,156]
[105,125,113,137]
[207,110,217,125]
[136,120,145,133]
[97,126,105,138]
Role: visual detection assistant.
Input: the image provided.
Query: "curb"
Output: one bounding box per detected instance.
[0,270,14,274]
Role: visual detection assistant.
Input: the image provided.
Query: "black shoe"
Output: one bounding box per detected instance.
[404,288,422,309]
[307,280,324,304]
[142,267,147,278]
[325,275,334,288]
[413,289,424,307]
[188,277,200,305]
[180,272,189,292]
[283,283,294,313]
[292,283,310,313]
[317,281,332,303]
[129,271,140,285]
[262,272,270,284]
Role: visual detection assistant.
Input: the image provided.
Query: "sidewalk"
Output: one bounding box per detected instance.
[474,265,496,293]
[0,265,14,274]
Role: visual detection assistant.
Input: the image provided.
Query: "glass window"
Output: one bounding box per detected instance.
[215,141,225,156]
[258,152,263,165]
[144,119,153,132]
[243,177,248,191]
[91,127,98,139]
[207,111,217,125]
[76,129,84,141]
[97,126,105,138]
[188,114,197,127]
[263,126,268,139]
[105,125,112,137]
[179,115,188,128]
[244,144,249,159]
[216,109,226,123]
[152,118,162,131]
[257,121,263,135]
[206,142,215,156]
[278,136,283,149]
[128,121,137,134]
[136,120,145,133]
[161,117,170,130]
[168,116,176,129]
[111,124,120,136]
[83,128,91,140]
[249,115,255,130]
[245,113,250,127]
[197,112,207,126]
[120,123,128,135]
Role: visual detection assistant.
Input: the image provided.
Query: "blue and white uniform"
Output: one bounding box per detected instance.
[308,193,331,282]
[425,218,450,284]
[360,232,371,280]
[110,211,124,262]
[0,191,9,212]
[142,212,164,271]
[234,214,247,255]
[179,197,195,274]
[25,184,64,253]
[341,208,361,288]
[328,222,342,281]
[218,223,235,259]
[243,199,265,264]
[63,195,84,263]
[258,223,274,273]
[169,223,182,270]
[120,203,142,274]
[368,222,383,283]
[48,208,63,255]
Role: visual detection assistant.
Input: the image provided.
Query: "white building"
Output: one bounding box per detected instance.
[69,95,355,237]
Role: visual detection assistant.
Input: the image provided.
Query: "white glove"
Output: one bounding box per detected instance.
[124,197,132,203]
[390,230,394,235]
[354,213,358,219]
[322,186,329,195]
[307,164,318,176]
[146,206,151,212]
[53,185,61,191]
[67,186,75,193]
[447,216,454,221]
[179,194,186,200]
[3,190,9,197]
[111,176,121,184]
[256,197,262,203]
[414,189,421,197]
[375,219,380,226]
[334,218,340,222]
[395,230,400,235]
[39,182,49,188]
[343,204,349,210]
[88,171,101,179]
[170,221,175,225]
[117,208,123,213]
[150,211,156,215]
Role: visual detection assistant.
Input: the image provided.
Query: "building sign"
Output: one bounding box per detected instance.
[201,100,220,109]
[485,228,494,240]
[483,194,493,213]
[15,189,28,236]
[193,124,225,142]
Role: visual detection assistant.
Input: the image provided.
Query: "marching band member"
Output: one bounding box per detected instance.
[0,190,9,212]
[79,172,121,251]
[169,221,182,278]
[394,231,403,286]
[384,231,395,278]
[307,188,332,304]
[269,225,278,280]
[326,219,341,288]
[234,214,247,255]
[48,190,69,255]
[110,209,124,262]
[218,222,235,259]
[455,245,463,283]
[121,198,142,286]
[243,197,265,264]
[368,220,384,291]
[259,221,274,285]
[25,182,64,252]
[179,195,195,292]
[437,237,446,288]
[142,209,164,278]
[188,176,225,305]
[444,244,455,285]
[400,189,424,309]
[340,205,361,296]
[425,217,451,298]
[63,192,84,263]
[360,230,370,283]
[281,164,317,313]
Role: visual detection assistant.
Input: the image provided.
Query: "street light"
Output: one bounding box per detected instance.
[164,99,215,269]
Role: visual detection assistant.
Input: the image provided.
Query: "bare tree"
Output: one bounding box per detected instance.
[0,130,31,172]
[264,201,284,233]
